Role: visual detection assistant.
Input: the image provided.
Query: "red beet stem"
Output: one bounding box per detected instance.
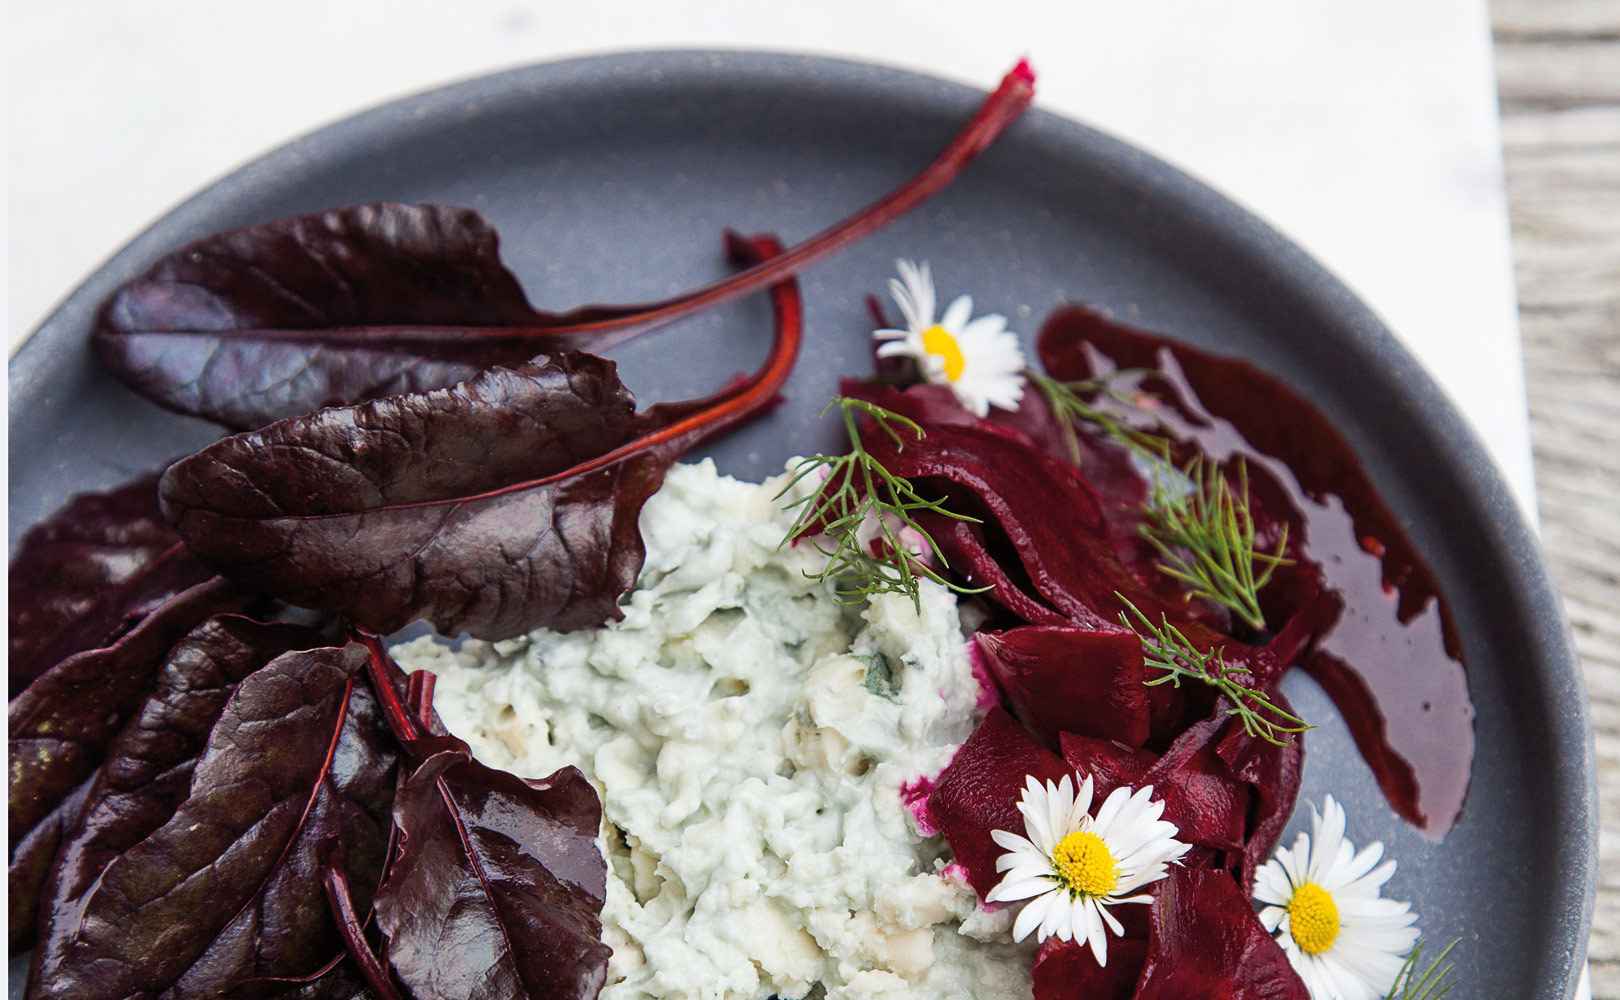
[527,60,1036,343]
[407,670,438,729]
[356,631,421,744]
[191,62,1032,360]
[320,862,404,1000]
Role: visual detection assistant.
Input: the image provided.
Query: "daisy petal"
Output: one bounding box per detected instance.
[987,876,1055,903]
[1083,900,1109,967]
[1012,894,1050,943]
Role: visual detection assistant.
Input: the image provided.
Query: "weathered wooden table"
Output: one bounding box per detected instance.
[1494,0,1620,993]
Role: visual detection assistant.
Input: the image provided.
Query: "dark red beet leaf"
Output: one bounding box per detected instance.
[280,965,382,1000]
[360,641,610,1000]
[1134,868,1307,999]
[94,204,556,430]
[7,471,214,694]
[375,744,610,1000]
[29,615,331,972]
[96,63,1034,431]
[26,643,398,1000]
[159,351,645,638]
[7,577,244,953]
[161,233,800,640]
[321,840,405,1000]
[7,782,89,955]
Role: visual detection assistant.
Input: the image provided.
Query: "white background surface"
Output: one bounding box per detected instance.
[7,0,1535,514]
[4,4,1590,992]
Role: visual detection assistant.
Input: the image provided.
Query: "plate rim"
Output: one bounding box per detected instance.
[7,48,1596,995]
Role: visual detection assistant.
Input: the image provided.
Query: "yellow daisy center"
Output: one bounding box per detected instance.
[1287,882,1341,955]
[920,324,966,383]
[1051,830,1118,897]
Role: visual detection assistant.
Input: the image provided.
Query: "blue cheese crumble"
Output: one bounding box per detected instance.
[395,460,1034,999]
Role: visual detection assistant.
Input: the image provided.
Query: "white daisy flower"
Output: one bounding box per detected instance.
[874,260,1027,417]
[1254,795,1421,1000]
[986,773,1190,966]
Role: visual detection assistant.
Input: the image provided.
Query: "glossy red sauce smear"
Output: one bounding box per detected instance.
[1039,306,1474,838]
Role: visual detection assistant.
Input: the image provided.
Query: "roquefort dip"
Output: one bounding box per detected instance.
[394,460,1034,999]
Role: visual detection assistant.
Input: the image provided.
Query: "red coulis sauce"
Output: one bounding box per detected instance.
[1039,306,1474,838]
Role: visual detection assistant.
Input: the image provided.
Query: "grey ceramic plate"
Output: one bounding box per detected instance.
[8,51,1595,997]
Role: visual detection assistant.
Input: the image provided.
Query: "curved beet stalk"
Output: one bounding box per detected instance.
[320,844,404,1000]
[535,60,1036,343]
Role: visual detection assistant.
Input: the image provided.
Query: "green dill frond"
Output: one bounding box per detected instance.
[1384,939,1460,999]
[777,397,988,611]
[1031,367,1291,631]
[1116,594,1310,747]
[1028,368,1171,466]
[1139,457,1293,631]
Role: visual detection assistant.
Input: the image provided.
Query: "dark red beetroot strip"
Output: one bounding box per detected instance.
[320,857,404,1000]
[290,230,803,524]
[1138,601,1326,783]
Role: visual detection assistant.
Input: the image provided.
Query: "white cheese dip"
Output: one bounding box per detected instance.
[395,460,1034,1000]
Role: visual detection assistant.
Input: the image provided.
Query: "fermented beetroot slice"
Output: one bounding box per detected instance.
[867,418,1273,667]
[918,513,1068,626]
[926,708,1070,899]
[1211,695,1307,890]
[868,420,1115,627]
[976,625,1150,748]
[1060,729,1249,857]
[1038,304,1472,835]
[838,375,1223,630]
[840,378,1173,588]
[1032,936,1146,1000]
[1134,868,1307,999]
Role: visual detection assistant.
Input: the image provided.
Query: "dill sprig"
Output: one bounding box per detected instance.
[1028,368,1170,466]
[1117,594,1310,746]
[1139,457,1292,632]
[1384,939,1460,1000]
[777,397,987,610]
[1031,367,1291,631]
